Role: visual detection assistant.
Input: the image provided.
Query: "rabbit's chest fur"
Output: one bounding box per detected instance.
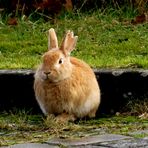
[41,78,87,115]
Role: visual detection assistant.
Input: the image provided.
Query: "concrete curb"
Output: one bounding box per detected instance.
[0,69,148,114]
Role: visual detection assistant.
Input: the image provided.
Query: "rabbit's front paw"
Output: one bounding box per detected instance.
[56,113,76,122]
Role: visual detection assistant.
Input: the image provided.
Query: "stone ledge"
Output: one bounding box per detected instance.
[46,134,132,146]
[0,69,148,114]
[1,143,57,148]
[0,69,34,75]
[2,134,148,148]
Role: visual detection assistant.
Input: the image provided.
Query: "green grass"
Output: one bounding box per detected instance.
[0,110,147,146]
[0,11,148,69]
[0,10,148,147]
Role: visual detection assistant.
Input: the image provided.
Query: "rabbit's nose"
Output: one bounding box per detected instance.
[44,71,51,75]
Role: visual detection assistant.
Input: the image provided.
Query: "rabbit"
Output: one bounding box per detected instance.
[34,28,101,121]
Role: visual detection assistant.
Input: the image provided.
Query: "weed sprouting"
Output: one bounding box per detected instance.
[121,98,148,116]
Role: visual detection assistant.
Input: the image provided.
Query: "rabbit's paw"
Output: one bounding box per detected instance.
[55,113,76,122]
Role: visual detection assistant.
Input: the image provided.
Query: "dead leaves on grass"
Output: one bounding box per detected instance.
[131,13,148,25]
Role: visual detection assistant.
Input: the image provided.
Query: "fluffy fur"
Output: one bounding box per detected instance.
[34,28,101,121]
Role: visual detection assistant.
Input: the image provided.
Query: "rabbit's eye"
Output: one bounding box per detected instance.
[59,58,63,64]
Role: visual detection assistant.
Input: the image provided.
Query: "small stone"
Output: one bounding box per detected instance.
[129,130,148,136]
[2,143,58,148]
[98,138,148,148]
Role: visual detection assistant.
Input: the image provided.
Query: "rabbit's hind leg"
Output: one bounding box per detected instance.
[88,108,97,118]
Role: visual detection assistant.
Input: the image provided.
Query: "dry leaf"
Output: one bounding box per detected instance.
[131,13,148,25]
[139,112,148,119]
[7,17,18,25]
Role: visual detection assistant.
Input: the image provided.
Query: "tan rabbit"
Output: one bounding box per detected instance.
[34,28,101,121]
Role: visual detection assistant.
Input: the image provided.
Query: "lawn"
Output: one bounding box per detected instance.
[0,10,148,147]
[0,11,148,69]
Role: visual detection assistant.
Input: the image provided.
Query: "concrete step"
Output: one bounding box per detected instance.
[0,69,148,115]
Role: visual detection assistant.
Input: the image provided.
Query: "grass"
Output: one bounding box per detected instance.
[0,98,148,146]
[120,98,148,116]
[0,9,148,146]
[0,11,148,69]
[0,110,148,146]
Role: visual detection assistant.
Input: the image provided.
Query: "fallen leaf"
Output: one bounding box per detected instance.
[7,17,18,25]
[139,112,148,119]
[63,0,73,11]
[131,13,148,25]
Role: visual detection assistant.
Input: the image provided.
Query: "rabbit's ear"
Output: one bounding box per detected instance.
[60,30,78,55]
[48,28,58,50]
